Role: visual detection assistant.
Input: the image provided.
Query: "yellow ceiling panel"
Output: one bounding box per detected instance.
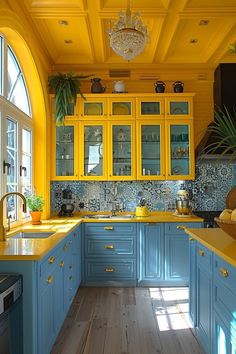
[26,0,84,8]
[186,0,236,8]
[101,0,167,9]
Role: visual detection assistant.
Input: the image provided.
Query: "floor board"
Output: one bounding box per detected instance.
[51,287,204,354]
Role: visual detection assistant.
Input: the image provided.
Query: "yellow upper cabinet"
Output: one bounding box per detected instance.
[51,93,195,181]
[51,119,79,180]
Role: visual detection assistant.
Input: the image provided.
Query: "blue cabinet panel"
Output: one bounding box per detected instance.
[189,238,197,325]
[85,259,136,280]
[84,222,136,236]
[85,236,136,257]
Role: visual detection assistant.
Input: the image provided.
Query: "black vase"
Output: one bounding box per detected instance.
[173,81,184,93]
[154,81,165,93]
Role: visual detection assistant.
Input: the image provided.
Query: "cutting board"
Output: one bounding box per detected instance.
[226,186,236,209]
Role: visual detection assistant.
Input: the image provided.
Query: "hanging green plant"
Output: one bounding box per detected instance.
[203,107,236,159]
[48,72,93,125]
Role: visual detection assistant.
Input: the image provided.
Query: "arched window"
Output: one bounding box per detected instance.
[0,34,33,225]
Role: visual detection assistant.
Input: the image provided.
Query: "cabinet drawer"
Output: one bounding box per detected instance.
[85,236,136,256]
[196,243,212,270]
[39,247,61,277]
[214,277,236,325]
[84,222,136,236]
[85,259,136,280]
[214,254,236,294]
[165,222,202,235]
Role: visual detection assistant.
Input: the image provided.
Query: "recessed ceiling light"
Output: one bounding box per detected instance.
[199,20,209,26]
[190,39,198,44]
[64,39,73,44]
[59,20,68,26]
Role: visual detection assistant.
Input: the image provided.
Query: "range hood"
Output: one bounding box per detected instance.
[195,64,236,159]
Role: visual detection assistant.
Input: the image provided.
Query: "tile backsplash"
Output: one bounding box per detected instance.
[50,160,236,214]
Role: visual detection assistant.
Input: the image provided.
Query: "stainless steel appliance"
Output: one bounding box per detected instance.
[175,189,192,216]
[0,274,23,354]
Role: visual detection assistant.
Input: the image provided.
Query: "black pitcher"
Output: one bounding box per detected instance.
[154,81,165,93]
[173,81,184,93]
[91,78,106,93]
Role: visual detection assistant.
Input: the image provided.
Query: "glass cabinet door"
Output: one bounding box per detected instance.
[80,123,106,179]
[109,123,135,180]
[137,98,164,118]
[109,98,135,119]
[79,97,107,120]
[56,125,75,177]
[166,121,195,180]
[136,122,165,179]
[166,97,193,118]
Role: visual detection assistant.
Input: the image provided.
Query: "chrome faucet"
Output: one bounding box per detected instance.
[0,192,27,241]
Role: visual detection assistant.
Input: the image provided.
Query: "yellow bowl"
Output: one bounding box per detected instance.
[214,217,236,239]
[135,206,149,217]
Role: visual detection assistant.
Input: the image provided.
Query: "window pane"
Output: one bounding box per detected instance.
[22,128,32,199]
[7,46,31,116]
[6,118,18,221]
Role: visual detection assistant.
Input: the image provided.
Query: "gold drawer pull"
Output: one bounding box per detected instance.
[60,261,65,268]
[219,267,229,278]
[105,267,115,272]
[198,249,205,257]
[104,244,114,249]
[48,256,55,264]
[63,244,68,251]
[189,237,194,241]
[177,225,186,230]
[104,226,114,230]
[47,275,53,284]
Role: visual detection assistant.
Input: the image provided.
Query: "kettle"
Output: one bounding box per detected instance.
[91,78,106,93]
[114,81,125,93]
[154,81,165,93]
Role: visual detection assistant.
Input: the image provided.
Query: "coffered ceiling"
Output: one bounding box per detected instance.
[15,0,236,71]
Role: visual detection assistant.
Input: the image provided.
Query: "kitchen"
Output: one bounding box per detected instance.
[0,1,236,353]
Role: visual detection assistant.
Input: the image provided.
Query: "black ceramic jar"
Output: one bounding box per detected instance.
[173,81,184,93]
[154,81,166,93]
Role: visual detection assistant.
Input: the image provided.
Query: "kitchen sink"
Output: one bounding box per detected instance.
[10,231,55,239]
[83,214,136,219]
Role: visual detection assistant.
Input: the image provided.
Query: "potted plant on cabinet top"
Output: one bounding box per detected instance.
[26,193,45,225]
[48,72,93,126]
[202,107,236,159]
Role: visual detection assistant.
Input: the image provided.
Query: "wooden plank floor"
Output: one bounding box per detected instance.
[51,287,204,354]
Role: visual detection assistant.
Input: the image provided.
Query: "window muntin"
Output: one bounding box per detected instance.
[0,36,3,95]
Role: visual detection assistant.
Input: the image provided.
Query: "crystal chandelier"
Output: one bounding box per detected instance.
[108,0,148,61]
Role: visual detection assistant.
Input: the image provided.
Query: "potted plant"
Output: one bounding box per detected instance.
[48,72,93,125]
[26,193,45,225]
[202,107,236,159]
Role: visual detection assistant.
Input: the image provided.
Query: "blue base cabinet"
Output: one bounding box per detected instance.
[0,225,81,354]
[189,238,197,325]
[139,222,202,286]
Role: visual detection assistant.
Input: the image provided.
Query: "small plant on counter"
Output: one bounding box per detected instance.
[48,72,93,126]
[26,193,45,225]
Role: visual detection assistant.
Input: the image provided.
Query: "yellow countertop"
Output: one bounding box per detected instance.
[0,212,203,261]
[185,227,236,267]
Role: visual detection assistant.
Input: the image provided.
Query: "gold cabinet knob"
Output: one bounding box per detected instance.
[48,256,55,264]
[189,237,194,241]
[104,244,114,249]
[47,275,53,284]
[63,244,68,251]
[60,261,65,268]
[104,226,114,230]
[219,267,229,278]
[105,267,115,272]
[198,249,205,257]
[177,225,185,230]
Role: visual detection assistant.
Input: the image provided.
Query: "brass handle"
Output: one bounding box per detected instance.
[198,249,205,257]
[189,237,194,241]
[105,267,115,272]
[48,256,55,264]
[177,225,186,230]
[146,223,156,225]
[104,226,114,230]
[63,244,68,251]
[219,267,229,278]
[104,244,114,249]
[47,275,53,284]
[60,261,65,268]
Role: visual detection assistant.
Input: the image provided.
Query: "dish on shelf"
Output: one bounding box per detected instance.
[112,103,130,115]
[84,103,102,115]
[172,165,182,175]
[171,107,184,114]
